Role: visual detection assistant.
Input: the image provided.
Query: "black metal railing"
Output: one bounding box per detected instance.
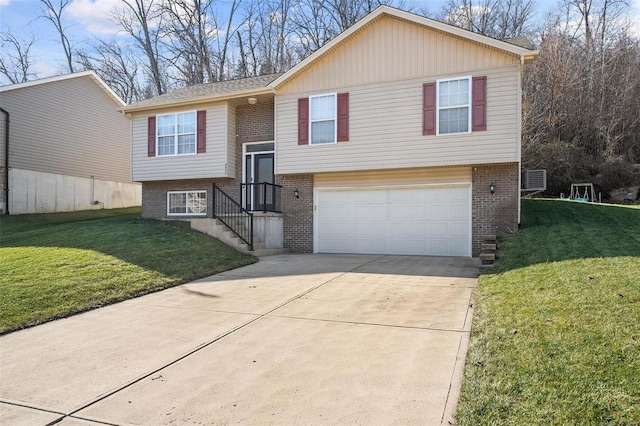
[212,183,253,251]
[241,182,282,213]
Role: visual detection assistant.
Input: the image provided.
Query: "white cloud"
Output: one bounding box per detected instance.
[67,0,122,36]
[0,0,11,7]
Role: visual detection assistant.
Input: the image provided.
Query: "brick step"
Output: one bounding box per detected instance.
[481,243,497,252]
[479,253,496,262]
[479,264,495,272]
[482,235,497,243]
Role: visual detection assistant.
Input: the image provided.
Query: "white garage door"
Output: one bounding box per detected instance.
[315,185,471,256]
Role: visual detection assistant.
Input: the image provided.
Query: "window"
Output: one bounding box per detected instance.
[167,191,207,216]
[309,94,336,145]
[157,111,196,156]
[437,77,471,135]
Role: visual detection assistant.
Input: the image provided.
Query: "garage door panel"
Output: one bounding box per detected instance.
[316,185,471,257]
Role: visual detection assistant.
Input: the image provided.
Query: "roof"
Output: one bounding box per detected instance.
[502,36,537,50]
[269,5,539,89]
[122,73,282,113]
[0,70,126,107]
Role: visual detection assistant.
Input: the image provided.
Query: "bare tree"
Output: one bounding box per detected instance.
[522,0,640,196]
[111,0,166,96]
[440,0,536,38]
[39,0,74,73]
[0,30,38,84]
[76,41,142,103]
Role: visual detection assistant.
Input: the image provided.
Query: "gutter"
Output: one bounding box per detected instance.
[120,87,275,114]
[0,107,8,215]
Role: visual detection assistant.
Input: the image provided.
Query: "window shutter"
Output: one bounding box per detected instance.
[422,83,436,135]
[472,76,487,131]
[298,98,309,145]
[337,92,349,142]
[197,110,206,153]
[147,116,156,157]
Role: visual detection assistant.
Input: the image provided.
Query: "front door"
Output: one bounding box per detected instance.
[243,143,275,211]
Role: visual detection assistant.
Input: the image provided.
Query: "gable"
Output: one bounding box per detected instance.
[276,15,520,94]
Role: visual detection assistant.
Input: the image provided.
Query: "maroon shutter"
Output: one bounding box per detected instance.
[147,116,156,157]
[197,110,206,153]
[298,98,309,145]
[472,76,487,131]
[337,93,349,142]
[423,83,436,135]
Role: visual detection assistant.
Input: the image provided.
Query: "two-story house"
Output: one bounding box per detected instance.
[0,71,141,214]
[122,6,538,257]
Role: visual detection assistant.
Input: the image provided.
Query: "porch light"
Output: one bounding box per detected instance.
[294,189,300,199]
[490,182,496,195]
[248,97,257,105]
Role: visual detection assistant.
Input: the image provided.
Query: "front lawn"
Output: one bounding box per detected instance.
[456,200,640,424]
[0,208,256,334]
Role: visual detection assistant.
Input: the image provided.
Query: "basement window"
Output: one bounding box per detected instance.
[167,191,207,216]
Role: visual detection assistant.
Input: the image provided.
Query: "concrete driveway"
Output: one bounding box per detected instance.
[0,254,479,426]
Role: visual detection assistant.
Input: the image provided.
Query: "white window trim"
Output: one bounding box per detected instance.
[167,190,207,216]
[156,110,198,157]
[436,76,472,136]
[309,93,338,145]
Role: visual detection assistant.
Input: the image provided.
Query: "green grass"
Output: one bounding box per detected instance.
[456,200,640,425]
[0,208,256,334]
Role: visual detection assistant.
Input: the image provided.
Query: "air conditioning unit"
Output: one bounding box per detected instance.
[524,169,546,191]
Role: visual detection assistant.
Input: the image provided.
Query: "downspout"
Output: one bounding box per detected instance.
[0,107,8,215]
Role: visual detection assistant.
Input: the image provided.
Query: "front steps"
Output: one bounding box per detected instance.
[191,218,287,257]
[479,235,497,271]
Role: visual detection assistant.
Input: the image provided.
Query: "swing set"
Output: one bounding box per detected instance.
[561,183,597,202]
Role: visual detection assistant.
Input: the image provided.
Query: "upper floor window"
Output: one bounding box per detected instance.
[310,93,337,145]
[157,111,196,156]
[437,77,471,135]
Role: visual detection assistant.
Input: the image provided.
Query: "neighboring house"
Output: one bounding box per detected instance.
[0,71,141,215]
[122,6,538,257]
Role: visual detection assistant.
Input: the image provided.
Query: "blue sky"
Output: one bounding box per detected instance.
[0,0,638,85]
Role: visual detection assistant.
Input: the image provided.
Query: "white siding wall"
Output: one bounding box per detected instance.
[0,76,131,182]
[131,103,230,181]
[274,15,522,175]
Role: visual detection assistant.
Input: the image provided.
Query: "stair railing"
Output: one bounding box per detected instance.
[212,183,253,251]
[241,182,282,213]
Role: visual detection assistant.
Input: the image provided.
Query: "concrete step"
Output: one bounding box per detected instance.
[247,248,289,257]
[482,235,497,243]
[480,253,496,262]
[481,243,497,252]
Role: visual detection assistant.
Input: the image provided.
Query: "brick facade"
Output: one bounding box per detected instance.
[141,178,236,219]
[277,174,314,253]
[471,162,520,256]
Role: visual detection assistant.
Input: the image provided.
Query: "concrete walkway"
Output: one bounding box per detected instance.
[0,254,479,426]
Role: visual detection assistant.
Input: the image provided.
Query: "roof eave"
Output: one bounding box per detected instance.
[0,70,126,107]
[120,86,275,114]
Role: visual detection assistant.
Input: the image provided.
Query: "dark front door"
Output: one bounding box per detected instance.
[244,146,275,211]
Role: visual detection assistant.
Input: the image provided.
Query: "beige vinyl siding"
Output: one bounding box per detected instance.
[278,15,519,93]
[226,103,236,178]
[314,166,471,188]
[276,66,520,174]
[131,103,229,181]
[0,76,130,182]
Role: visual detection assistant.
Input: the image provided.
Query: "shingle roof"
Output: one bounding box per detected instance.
[124,73,282,112]
[502,36,536,50]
